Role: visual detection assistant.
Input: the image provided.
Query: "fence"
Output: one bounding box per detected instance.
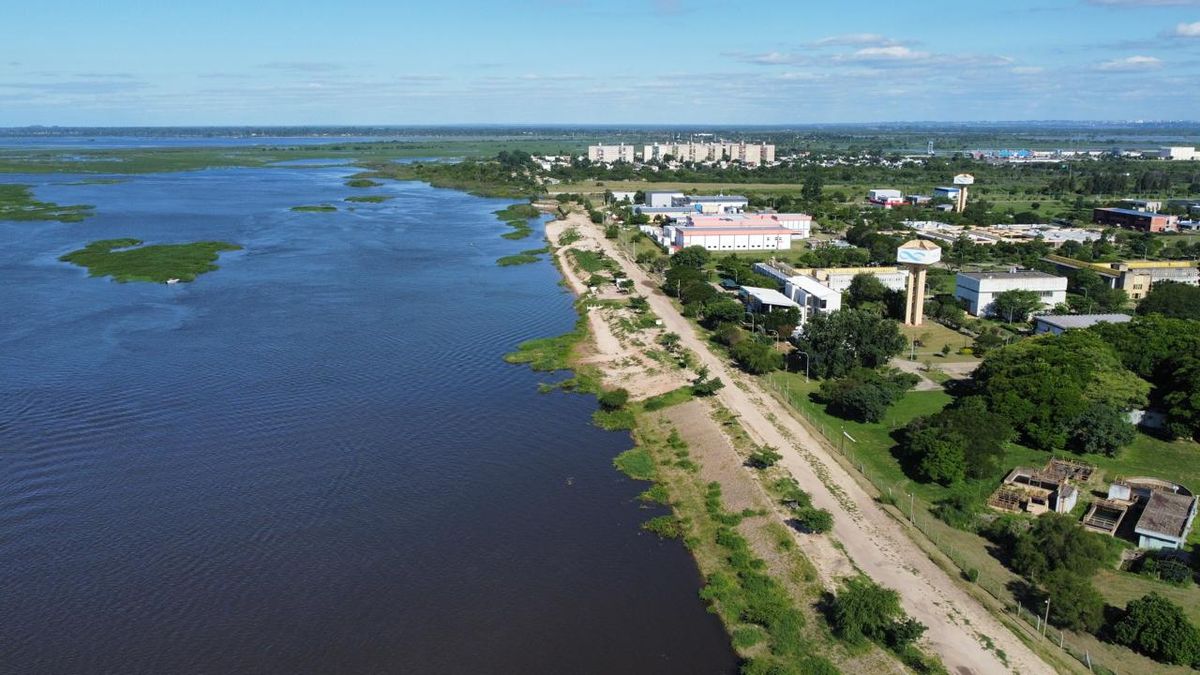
[762,374,1121,674]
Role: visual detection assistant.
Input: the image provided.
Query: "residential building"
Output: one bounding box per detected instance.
[1093,207,1179,233]
[1033,313,1132,335]
[1160,146,1198,161]
[586,144,635,163]
[954,269,1068,317]
[641,141,775,166]
[1043,254,1199,301]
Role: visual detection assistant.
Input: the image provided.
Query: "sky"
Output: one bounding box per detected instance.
[2,0,1200,125]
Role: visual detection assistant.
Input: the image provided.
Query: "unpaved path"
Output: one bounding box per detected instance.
[573,214,1055,675]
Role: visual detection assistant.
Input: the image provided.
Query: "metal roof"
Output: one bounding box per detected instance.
[1034,314,1132,330]
[1136,491,1197,541]
[958,270,1063,281]
[690,195,748,202]
[740,286,800,308]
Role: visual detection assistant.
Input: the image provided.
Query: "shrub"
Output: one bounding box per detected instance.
[1111,593,1200,667]
[829,576,926,650]
[1043,569,1105,633]
[730,339,784,375]
[793,507,833,534]
[641,515,684,539]
[598,388,630,410]
[748,446,783,469]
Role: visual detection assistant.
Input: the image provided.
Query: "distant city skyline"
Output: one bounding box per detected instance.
[3,0,1200,126]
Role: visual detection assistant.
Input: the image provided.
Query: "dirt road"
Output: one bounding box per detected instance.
[570,212,1056,675]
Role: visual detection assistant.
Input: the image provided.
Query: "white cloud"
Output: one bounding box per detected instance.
[841,46,931,62]
[1097,55,1164,70]
[1173,20,1200,36]
[1012,66,1045,74]
[813,33,898,47]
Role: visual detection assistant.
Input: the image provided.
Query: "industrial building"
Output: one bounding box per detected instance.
[932,186,961,201]
[906,221,1101,248]
[954,269,1068,317]
[637,192,747,214]
[751,261,906,326]
[1160,146,1198,161]
[1043,255,1200,301]
[670,220,793,252]
[645,191,685,208]
[1093,207,1179,233]
[1118,199,1162,213]
[586,144,635,163]
[867,189,905,208]
[1033,313,1132,335]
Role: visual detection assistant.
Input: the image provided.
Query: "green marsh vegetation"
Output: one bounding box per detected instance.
[59,238,242,283]
[354,151,545,199]
[0,184,93,222]
[493,202,541,240]
[344,178,382,188]
[344,195,393,203]
[496,247,549,267]
[290,204,337,212]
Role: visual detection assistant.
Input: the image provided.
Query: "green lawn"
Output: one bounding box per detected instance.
[1094,568,1200,626]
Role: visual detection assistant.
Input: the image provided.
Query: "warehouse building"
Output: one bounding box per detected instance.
[955,269,1068,317]
[1093,207,1179,233]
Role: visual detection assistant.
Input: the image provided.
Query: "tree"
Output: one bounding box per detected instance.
[730,339,784,375]
[671,245,711,269]
[802,171,823,203]
[761,307,800,339]
[1043,569,1105,633]
[1067,401,1136,456]
[845,273,891,311]
[1011,512,1115,581]
[829,576,926,649]
[691,366,724,396]
[1137,281,1200,320]
[702,298,744,328]
[990,289,1042,323]
[1111,593,1200,667]
[973,331,1148,451]
[1162,356,1200,441]
[818,368,918,423]
[903,396,1013,485]
[792,309,906,379]
[658,332,681,352]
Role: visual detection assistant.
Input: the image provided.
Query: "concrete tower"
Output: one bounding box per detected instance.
[897,240,942,326]
[953,173,974,214]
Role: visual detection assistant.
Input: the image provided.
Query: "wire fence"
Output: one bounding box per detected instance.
[762,374,1121,674]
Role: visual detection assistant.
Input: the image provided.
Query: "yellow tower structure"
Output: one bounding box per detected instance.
[897,240,942,326]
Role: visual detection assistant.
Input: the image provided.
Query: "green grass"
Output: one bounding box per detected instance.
[290,204,336,212]
[344,195,393,203]
[569,248,618,274]
[639,386,696,412]
[0,184,93,222]
[614,447,656,480]
[496,253,540,266]
[59,238,241,283]
[345,178,382,188]
[1094,568,1200,625]
[495,203,540,221]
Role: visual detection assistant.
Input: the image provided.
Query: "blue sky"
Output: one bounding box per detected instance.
[2,0,1199,125]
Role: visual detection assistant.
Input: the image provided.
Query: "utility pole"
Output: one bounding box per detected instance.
[1043,598,1051,637]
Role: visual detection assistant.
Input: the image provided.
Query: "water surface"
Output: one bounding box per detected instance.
[0,167,737,674]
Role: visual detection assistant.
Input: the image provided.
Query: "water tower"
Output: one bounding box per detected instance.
[953,173,974,213]
[897,240,942,326]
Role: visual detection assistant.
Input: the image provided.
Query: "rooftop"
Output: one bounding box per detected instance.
[1034,314,1132,330]
[690,195,748,202]
[1095,207,1165,218]
[788,275,840,299]
[958,269,1063,281]
[740,286,800,308]
[1136,490,1198,541]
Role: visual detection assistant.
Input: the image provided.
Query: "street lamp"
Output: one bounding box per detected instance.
[1042,598,1051,637]
[795,350,811,383]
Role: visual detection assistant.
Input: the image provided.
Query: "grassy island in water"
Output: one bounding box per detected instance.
[59,238,242,283]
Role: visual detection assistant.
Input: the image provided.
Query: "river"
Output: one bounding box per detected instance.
[0,164,737,674]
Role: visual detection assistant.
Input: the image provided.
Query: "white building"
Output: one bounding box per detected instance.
[689,195,749,214]
[1160,146,1198,161]
[587,144,635,163]
[784,274,842,325]
[642,141,775,166]
[740,286,800,313]
[955,270,1068,317]
[610,191,638,204]
[645,191,686,208]
[801,267,908,293]
[672,224,792,252]
[867,189,905,207]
